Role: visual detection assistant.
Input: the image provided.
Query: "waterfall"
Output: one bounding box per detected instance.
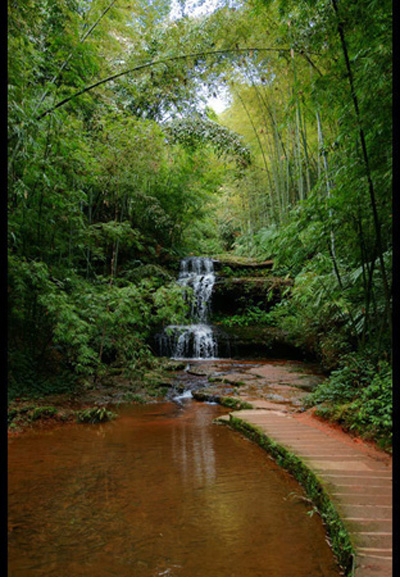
[158,257,218,359]
[178,257,215,323]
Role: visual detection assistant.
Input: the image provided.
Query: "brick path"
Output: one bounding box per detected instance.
[221,406,392,577]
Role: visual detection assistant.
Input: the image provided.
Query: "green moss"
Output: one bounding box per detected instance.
[228,416,355,576]
[220,397,253,410]
[207,376,223,383]
[164,361,187,371]
[193,391,253,411]
[192,391,219,403]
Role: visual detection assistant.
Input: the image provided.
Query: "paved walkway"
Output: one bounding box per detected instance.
[221,405,392,577]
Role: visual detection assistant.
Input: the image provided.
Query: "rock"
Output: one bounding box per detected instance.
[192,391,221,403]
[143,372,175,388]
[164,360,188,371]
[216,325,303,360]
[212,277,292,315]
[213,255,274,271]
[266,393,287,402]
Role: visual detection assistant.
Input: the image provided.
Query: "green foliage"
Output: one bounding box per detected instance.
[76,406,117,424]
[8,248,189,397]
[40,277,188,373]
[30,406,59,421]
[219,0,392,368]
[235,184,391,366]
[7,0,392,456]
[167,115,251,167]
[121,264,173,284]
[121,392,146,404]
[8,404,61,425]
[307,355,392,447]
[264,266,353,369]
[8,0,245,400]
[218,305,271,327]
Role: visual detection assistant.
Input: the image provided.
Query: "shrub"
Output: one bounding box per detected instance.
[30,406,59,421]
[122,392,146,404]
[218,305,272,327]
[76,407,117,424]
[307,355,392,448]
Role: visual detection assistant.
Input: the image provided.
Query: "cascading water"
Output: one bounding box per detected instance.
[158,257,218,360]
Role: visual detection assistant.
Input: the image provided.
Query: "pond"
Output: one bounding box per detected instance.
[8,399,340,577]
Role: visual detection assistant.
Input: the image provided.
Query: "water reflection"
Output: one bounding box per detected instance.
[172,404,216,486]
[9,401,340,577]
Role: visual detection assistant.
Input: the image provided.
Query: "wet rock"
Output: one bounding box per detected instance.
[193,391,221,403]
[207,375,225,382]
[186,364,217,377]
[164,360,188,371]
[215,325,303,360]
[266,393,287,402]
[221,372,258,385]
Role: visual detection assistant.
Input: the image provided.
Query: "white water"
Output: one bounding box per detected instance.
[173,389,193,402]
[158,257,218,360]
[173,324,218,360]
[177,257,215,322]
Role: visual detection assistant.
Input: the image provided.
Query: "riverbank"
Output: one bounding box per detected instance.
[7,359,187,436]
[188,359,391,456]
[7,357,315,434]
[8,358,392,458]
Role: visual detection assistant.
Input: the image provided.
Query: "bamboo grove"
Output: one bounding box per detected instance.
[8,0,392,442]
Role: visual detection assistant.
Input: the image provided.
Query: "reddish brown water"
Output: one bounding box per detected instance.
[8,401,340,577]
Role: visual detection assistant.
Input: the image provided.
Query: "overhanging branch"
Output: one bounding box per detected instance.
[35,47,318,121]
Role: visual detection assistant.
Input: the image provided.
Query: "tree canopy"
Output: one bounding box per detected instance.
[8,0,392,439]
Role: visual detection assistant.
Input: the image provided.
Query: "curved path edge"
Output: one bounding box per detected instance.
[216,409,392,577]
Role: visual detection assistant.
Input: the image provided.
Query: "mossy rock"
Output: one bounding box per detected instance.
[207,376,224,383]
[213,254,274,271]
[192,391,220,403]
[220,397,253,410]
[193,391,253,411]
[164,360,187,371]
[143,372,174,388]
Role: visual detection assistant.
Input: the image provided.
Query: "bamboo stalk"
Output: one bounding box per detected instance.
[331,0,392,339]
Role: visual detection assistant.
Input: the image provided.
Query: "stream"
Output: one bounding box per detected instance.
[8,257,340,576]
[8,390,341,577]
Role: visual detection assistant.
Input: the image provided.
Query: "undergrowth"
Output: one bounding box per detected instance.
[216,304,272,327]
[306,353,392,450]
[76,407,117,424]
